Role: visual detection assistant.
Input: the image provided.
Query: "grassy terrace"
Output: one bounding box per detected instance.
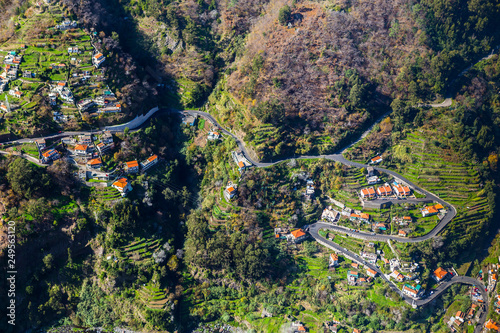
[392,131,488,243]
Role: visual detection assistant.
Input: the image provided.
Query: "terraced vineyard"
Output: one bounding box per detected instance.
[119,238,162,264]
[91,187,122,203]
[136,283,170,310]
[394,131,489,241]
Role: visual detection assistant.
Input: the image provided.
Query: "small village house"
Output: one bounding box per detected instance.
[433,267,449,282]
[224,185,238,201]
[402,284,424,298]
[398,230,407,237]
[73,144,88,156]
[87,158,102,169]
[366,268,378,278]
[125,160,139,173]
[141,154,159,172]
[93,53,106,68]
[288,229,307,243]
[485,319,499,331]
[393,184,411,197]
[377,184,393,196]
[329,253,339,267]
[41,149,60,163]
[102,131,113,144]
[370,156,383,164]
[360,187,376,199]
[96,142,112,154]
[112,177,132,196]
[35,138,46,150]
[79,134,92,144]
[390,270,405,282]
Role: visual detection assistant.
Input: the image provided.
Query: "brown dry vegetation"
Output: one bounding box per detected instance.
[228,0,431,132]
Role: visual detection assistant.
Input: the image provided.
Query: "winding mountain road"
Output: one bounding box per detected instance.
[1,47,498,330]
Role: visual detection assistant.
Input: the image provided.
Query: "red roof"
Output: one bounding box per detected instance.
[87,158,102,165]
[147,154,158,162]
[112,177,128,190]
[434,267,448,280]
[291,229,306,238]
[126,160,138,168]
[74,144,88,151]
[485,319,499,330]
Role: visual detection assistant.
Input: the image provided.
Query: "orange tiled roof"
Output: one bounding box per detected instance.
[403,216,412,220]
[147,154,158,162]
[74,144,88,151]
[291,229,306,238]
[330,253,338,260]
[360,213,370,220]
[87,158,102,165]
[371,156,381,162]
[94,53,103,59]
[112,177,128,190]
[226,186,236,193]
[399,230,407,235]
[126,160,138,168]
[434,203,444,210]
[367,268,377,275]
[427,206,438,214]
[434,267,448,280]
[485,319,499,330]
[238,161,244,168]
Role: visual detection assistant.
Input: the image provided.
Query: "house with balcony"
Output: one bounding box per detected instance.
[112,177,132,196]
[41,149,60,163]
[125,160,139,173]
[141,154,159,172]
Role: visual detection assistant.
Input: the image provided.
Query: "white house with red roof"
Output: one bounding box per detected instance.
[141,154,159,172]
[287,229,307,243]
[360,187,376,199]
[112,177,132,196]
[92,52,105,68]
[370,156,383,164]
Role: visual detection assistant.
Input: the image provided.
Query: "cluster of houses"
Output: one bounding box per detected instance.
[231,150,252,173]
[124,154,159,174]
[321,203,371,224]
[51,81,74,103]
[447,301,484,332]
[360,181,412,200]
[77,90,121,114]
[346,262,378,286]
[2,52,22,80]
[56,19,78,30]
[66,132,114,166]
[421,203,446,217]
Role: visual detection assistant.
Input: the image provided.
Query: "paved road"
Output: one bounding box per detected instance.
[310,230,488,307]
[1,47,496,327]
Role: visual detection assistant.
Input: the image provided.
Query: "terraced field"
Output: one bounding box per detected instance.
[136,283,170,310]
[92,187,122,202]
[119,238,161,264]
[395,131,489,242]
